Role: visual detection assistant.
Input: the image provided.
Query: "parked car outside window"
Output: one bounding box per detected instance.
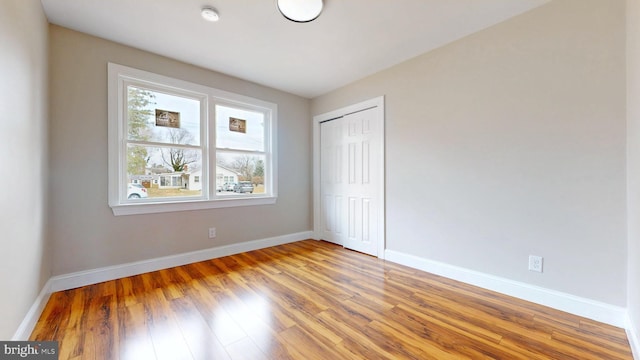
[234,181,254,193]
[127,183,148,199]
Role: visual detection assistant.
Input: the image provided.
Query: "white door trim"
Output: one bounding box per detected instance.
[313,96,385,259]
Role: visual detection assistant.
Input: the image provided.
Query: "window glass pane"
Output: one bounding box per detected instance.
[127,86,201,146]
[216,153,266,195]
[216,105,264,151]
[127,144,202,199]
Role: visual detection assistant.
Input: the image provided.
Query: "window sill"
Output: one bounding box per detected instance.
[110,196,277,216]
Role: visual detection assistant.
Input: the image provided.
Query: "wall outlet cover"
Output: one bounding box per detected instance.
[528,255,543,273]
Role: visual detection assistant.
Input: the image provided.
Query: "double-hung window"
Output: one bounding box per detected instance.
[108,63,277,215]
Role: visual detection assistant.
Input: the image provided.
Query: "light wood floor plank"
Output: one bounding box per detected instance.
[168,297,231,360]
[31,240,633,359]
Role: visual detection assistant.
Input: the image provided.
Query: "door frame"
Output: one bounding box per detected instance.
[313,96,385,259]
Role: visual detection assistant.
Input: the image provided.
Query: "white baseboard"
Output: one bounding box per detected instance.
[12,279,52,340]
[627,315,640,360]
[13,231,312,340]
[385,249,628,328]
[50,231,313,292]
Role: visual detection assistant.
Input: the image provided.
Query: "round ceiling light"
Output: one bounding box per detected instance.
[201,7,219,22]
[277,0,323,23]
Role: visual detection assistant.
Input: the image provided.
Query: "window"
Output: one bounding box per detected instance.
[216,104,267,196]
[108,63,277,215]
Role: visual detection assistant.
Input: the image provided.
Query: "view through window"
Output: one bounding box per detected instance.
[126,86,204,200]
[108,63,277,215]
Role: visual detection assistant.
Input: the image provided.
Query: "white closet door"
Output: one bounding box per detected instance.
[320,107,381,256]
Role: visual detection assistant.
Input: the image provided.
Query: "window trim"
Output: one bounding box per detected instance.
[108,63,277,216]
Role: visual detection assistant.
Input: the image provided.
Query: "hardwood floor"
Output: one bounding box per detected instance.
[31,240,633,359]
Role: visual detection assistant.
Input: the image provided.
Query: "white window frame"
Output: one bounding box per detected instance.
[108,63,277,216]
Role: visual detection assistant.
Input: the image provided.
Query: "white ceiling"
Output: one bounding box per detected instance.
[40,0,548,98]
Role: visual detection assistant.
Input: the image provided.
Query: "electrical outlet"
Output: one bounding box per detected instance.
[528,255,543,273]
[208,227,216,239]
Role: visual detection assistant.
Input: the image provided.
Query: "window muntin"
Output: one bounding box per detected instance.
[108,63,277,215]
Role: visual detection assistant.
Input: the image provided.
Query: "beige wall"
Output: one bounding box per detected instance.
[0,0,50,339]
[627,0,640,350]
[312,0,627,305]
[48,26,312,275]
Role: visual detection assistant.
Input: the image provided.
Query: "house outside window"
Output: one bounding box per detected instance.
[108,63,277,215]
[159,174,184,188]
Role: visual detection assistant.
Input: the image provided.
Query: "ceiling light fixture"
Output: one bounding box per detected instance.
[201,7,219,22]
[277,0,323,23]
